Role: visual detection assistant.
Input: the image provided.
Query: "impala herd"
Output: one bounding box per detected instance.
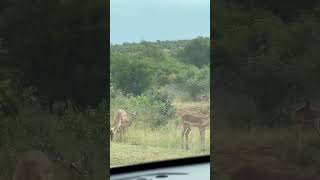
[110,94,211,152]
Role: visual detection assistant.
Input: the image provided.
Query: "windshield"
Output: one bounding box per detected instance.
[110,0,210,167]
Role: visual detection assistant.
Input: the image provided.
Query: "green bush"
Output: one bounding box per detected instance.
[111,55,153,95]
[111,87,176,128]
[178,37,210,68]
[176,65,210,99]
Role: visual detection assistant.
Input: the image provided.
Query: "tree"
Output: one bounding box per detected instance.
[178,37,210,68]
[111,55,153,95]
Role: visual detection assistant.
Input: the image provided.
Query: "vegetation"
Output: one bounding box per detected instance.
[214,0,320,179]
[215,0,320,127]
[110,38,210,166]
[111,128,210,166]
[0,0,107,179]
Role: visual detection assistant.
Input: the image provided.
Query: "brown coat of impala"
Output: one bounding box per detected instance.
[110,109,136,141]
[181,113,210,151]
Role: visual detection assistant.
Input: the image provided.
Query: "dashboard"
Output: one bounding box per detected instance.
[110,155,210,180]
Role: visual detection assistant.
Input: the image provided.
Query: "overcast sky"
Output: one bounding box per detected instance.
[111,0,210,44]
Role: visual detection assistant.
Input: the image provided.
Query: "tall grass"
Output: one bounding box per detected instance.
[119,123,210,153]
[111,123,210,166]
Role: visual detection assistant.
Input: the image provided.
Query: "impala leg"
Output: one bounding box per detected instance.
[182,123,187,149]
[110,128,114,141]
[114,120,122,141]
[123,127,127,142]
[119,127,122,142]
[120,127,125,142]
[185,126,191,150]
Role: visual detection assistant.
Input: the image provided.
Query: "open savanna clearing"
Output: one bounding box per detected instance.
[110,101,210,166]
[110,126,210,166]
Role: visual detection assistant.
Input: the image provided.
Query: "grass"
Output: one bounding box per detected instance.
[110,143,195,166]
[111,125,210,166]
[110,100,210,166]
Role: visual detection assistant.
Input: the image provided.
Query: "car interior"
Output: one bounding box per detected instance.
[110,155,210,180]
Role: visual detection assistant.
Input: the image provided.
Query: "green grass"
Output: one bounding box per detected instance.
[111,143,195,166]
[110,100,210,166]
[111,126,210,166]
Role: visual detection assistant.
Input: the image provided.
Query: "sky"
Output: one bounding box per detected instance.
[111,0,210,44]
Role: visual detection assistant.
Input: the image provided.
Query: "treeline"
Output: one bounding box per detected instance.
[214,0,320,127]
[111,37,210,97]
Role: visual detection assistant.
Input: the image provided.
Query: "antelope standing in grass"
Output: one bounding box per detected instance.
[110,109,137,141]
[181,112,210,152]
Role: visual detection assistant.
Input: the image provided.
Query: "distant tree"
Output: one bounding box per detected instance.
[178,37,210,68]
[111,55,153,95]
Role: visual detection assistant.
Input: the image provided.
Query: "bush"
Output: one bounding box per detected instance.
[176,65,210,99]
[110,87,176,128]
[178,37,210,68]
[111,55,153,95]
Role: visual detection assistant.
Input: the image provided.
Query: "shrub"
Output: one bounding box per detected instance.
[110,87,176,128]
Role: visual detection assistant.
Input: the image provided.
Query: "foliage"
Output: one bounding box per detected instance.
[176,65,210,99]
[111,55,153,95]
[110,38,210,128]
[111,38,210,98]
[215,0,320,127]
[178,37,210,68]
[111,86,176,128]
